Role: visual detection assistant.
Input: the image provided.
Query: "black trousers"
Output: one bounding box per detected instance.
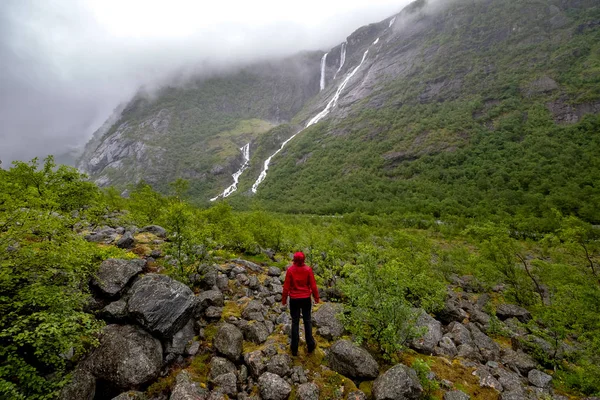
[289,297,315,354]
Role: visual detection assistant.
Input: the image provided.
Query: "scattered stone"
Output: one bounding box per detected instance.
[186,340,201,356]
[92,258,146,297]
[297,382,320,400]
[87,325,162,389]
[266,354,291,377]
[528,369,552,388]
[242,321,270,344]
[410,309,443,355]
[214,323,243,361]
[210,357,236,380]
[373,364,423,400]
[232,259,263,272]
[196,290,225,314]
[436,292,468,324]
[448,322,472,346]
[242,300,266,321]
[435,336,458,358]
[469,324,500,362]
[213,372,237,396]
[312,302,345,340]
[291,366,308,384]
[140,225,167,238]
[216,275,229,292]
[100,300,128,321]
[150,249,162,258]
[501,348,537,376]
[473,367,503,392]
[166,320,195,355]
[327,339,379,379]
[258,372,292,400]
[244,350,267,378]
[170,370,209,400]
[347,390,368,400]
[267,267,282,276]
[444,390,470,400]
[496,304,532,323]
[457,343,483,362]
[205,306,224,320]
[127,274,196,338]
[116,232,135,249]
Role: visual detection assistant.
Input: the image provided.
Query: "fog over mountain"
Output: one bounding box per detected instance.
[0,0,411,165]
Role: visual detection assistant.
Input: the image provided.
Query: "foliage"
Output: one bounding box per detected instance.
[411,358,440,399]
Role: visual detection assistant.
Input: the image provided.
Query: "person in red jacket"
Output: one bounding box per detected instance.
[282,251,320,356]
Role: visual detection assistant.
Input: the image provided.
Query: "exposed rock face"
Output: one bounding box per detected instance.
[372,364,423,400]
[214,323,243,361]
[327,339,379,379]
[258,372,292,400]
[127,274,195,338]
[87,324,162,389]
[410,309,443,355]
[312,302,345,339]
[92,258,146,297]
[495,304,532,323]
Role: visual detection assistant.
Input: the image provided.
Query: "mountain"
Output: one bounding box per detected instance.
[78,0,600,227]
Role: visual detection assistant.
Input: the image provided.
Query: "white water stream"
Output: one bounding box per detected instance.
[251,37,381,193]
[319,53,328,91]
[389,16,396,28]
[210,142,250,201]
[333,42,347,80]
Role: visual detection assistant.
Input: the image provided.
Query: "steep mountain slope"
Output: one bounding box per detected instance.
[79,0,600,228]
[77,52,322,196]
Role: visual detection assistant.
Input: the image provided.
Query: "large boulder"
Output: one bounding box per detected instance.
[312,302,345,340]
[373,364,423,400]
[242,300,266,321]
[140,225,167,238]
[214,323,243,361]
[266,354,292,377]
[258,372,292,400]
[210,357,237,380]
[409,309,443,355]
[127,274,195,338]
[60,368,96,400]
[166,320,195,355]
[496,304,532,323]
[469,324,500,362]
[87,325,162,389]
[326,339,379,379]
[297,382,319,400]
[92,258,146,297]
[244,350,267,378]
[448,322,472,346]
[242,321,270,344]
[212,372,237,396]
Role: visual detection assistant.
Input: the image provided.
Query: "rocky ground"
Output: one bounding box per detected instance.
[60,224,597,400]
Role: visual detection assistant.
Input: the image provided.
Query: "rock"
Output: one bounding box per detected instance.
[213,372,237,396]
[327,339,379,379]
[473,367,503,392]
[470,310,491,331]
[87,325,162,389]
[500,391,527,400]
[248,275,260,290]
[312,302,345,339]
[242,300,266,321]
[166,320,195,355]
[297,382,319,400]
[116,232,135,249]
[501,348,537,376]
[528,369,552,388]
[186,340,201,356]
[140,225,167,238]
[457,343,483,362]
[205,306,223,320]
[242,321,270,344]
[196,290,225,314]
[170,370,209,400]
[244,350,266,378]
[373,364,423,400]
[291,366,308,384]
[496,304,532,323]
[210,357,237,380]
[493,368,524,392]
[100,300,128,320]
[127,274,195,338]
[258,372,292,400]
[92,258,146,297]
[347,390,368,400]
[60,368,96,400]
[232,259,263,272]
[214,323,243,361]
[410,309,443,355]
[266,354,292,377]
[448,322,472,346]
[112,391,145,400]
[150,249,162,258]
[196,264,218,289]
[267,267,282,276]
[216,275,229,292]
[444,391,470,400]
[469,324,500,362]
[434,336,458,358]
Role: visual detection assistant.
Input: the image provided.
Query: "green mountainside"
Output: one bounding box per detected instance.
[79,0,600,231]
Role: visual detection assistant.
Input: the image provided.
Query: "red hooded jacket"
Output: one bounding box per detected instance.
[281,252,320,305]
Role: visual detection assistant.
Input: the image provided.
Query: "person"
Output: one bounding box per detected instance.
[281,251,320,356]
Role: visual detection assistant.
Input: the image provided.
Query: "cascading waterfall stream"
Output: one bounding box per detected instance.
[333,42,347,80]
[251,37,380,193]
[210,142,250,201]
[319,53,328,91]
[389,16,396,28]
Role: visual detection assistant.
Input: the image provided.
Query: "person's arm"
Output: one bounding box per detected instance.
[309,268,320,303]
[282,268,291,306]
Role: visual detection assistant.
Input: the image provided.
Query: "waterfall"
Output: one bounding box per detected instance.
[389,16,396,28]
[333,42,347,80]
[210,142,251,201]
[251,38,380,193]
[319,53,328,91]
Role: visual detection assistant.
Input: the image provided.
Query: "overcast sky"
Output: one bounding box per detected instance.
[0,0,412,165]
